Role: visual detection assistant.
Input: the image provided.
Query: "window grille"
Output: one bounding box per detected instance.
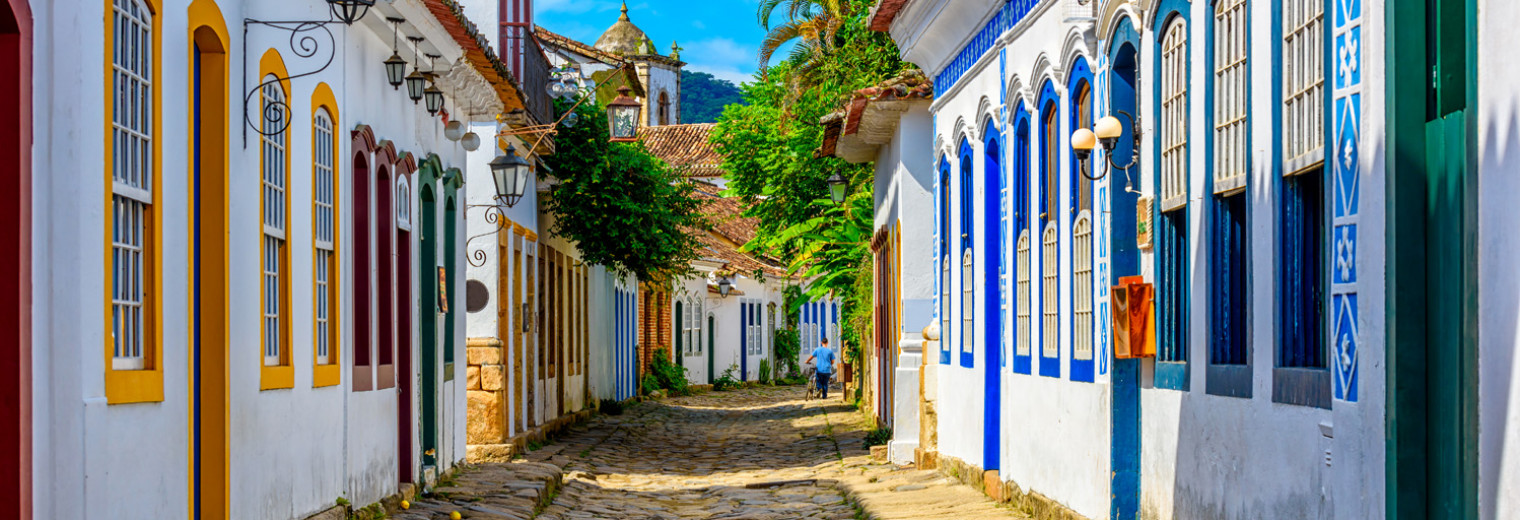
[1283,0,1324,174]
[260,75,287,367]
[111,0,154,371]
[1214,0,1249,193]
[1016,231,1031,358]
[1074,82,1094,212]
[1160,18,1190,212]
[1073,213,1094,361]
[313,110,334,364]
[1041,223,1059,360]
[962,249,974,354]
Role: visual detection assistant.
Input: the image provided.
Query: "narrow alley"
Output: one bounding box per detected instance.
[399,386,1027,520]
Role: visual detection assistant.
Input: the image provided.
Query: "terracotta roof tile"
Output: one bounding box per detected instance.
[535,26,628,66]
[685,182,784,277]
[422,0,528,114]
[639,123,725,178]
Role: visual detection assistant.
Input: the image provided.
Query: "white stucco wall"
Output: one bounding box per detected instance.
[32,1,478,518]
[1478,0,1520,517]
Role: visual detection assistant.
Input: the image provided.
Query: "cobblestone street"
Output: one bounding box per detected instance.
[400,386,1027,520]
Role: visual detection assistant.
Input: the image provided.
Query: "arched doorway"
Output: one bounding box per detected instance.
[188,2,230,517]
[0,1,31,517]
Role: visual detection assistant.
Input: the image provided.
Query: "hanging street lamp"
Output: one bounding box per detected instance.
[444,120,465,141]
[384,52,408,89]
[826,173,848,204]
[717,276,733,298]
[460,131,481,151]
[326,0,374,25]
[1070,111,1141,188]
[607,85,643,142]
[425,82,445,115]
[490,143,533,208]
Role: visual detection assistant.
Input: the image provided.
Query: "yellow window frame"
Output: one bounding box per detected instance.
[311,82,341,388]
[258,48,294,390]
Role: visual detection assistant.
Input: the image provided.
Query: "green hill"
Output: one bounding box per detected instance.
[680,70,745,124]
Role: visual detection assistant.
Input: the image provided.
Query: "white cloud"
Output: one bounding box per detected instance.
[683,37,755,68]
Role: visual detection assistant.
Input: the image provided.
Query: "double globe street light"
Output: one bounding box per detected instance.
[1070,111,1141,190]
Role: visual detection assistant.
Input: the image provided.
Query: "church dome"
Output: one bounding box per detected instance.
[594,3,655,56]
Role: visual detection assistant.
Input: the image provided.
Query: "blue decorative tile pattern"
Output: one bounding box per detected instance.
[934,0,1045,99]
[1332,0,1361,402]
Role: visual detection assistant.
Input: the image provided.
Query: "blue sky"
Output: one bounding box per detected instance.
[534,0,786,86]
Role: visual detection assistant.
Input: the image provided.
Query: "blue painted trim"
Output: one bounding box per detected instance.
[1150,0,1192,391]
[1106,18,1143,520]
[939,157,953,365]
[741,301,749,381]
[1067,57,1096,384]
[933,0,1045,99]
[1011,103,1033,376]
[1036,80,1061,379]
[1204,0,1253,397]
[959,138,977,368]
[982,121,1003,470]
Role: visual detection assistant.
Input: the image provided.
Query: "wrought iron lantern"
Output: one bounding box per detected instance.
[384,52,407,89]
[490,143,532,208]
[424,82,445,115]
[717,276,733,298]
[326,0,374,25]
[405,69,426,103]
[607,86,642,142]
[826,173,848,204]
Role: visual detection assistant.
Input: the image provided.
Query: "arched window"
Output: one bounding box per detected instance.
[958,138,975,366]
[1069,59,1096,382]
[1154,15,1192,388]
[1011,104,1032,375]
[938,156,951,364]
[1160,19,1190,212]
[313,108,337,369]
[109,0,156,376]
[259,73,290,375]
[658,90,671,126]
[984,120,1005,369]
[1038,83,1060,377]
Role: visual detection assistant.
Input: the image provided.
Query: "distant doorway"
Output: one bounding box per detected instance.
[0,1,30,518]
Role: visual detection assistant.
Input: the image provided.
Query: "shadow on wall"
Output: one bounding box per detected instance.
[1479,106,1520,520]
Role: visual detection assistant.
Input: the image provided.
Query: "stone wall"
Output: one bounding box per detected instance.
[466,338,508,444]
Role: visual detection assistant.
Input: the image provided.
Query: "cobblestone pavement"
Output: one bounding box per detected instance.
[400,385,1028,520]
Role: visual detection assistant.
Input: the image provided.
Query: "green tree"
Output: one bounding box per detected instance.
[540,99,708,283]
[679,70,745,124]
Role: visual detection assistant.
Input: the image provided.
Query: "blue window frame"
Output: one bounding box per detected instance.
[1207,0,1252,398]
[1068,58,1096,383]
[984,121,1005,372]
[1011,104,1033,375]
[959,138,976,367]
[1272,0,1331,409]
[938,156,952,364]
[1152,4,1192,391]
[1036,81,1061,378]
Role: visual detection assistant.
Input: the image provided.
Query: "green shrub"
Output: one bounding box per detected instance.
[863,426,892,449]
[712,364,741,391]
[758,359,773,384]
[643,349,691,396]
[773,329,802,378]
[598,398,625,415]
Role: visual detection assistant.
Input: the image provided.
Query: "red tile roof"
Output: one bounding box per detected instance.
[535,26,627,66]
[639,123,725,178]
[689,182,785,277]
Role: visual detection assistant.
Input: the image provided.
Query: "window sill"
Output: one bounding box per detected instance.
[260,364,294,390]
[313,363,341,388]
[1272,367,1330,409]
[105,367,165,404]
[1205,364,1252,398]
[1153,361,1188,391]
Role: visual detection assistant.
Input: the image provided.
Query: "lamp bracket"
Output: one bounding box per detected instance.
[241,17,342,145]
[464,202,515,267]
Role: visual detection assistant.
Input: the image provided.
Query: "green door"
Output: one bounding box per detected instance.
[707,316,715,385]
[1387,0,1476,516]
[419,183,439,474]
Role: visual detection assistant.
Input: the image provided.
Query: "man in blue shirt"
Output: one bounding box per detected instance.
[806,337,838,399]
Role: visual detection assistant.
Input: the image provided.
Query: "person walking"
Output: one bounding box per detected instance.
[805,337,838,399]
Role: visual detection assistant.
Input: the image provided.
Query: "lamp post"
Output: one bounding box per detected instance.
[490,143,532,208]
[1070,111,1141,187]
[826,173,848,204]
[607,86,643,142]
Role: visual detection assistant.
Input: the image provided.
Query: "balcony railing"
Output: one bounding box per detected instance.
[501,23,553,126]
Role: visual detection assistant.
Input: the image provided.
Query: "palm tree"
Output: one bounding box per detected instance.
[755,0,849,101]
